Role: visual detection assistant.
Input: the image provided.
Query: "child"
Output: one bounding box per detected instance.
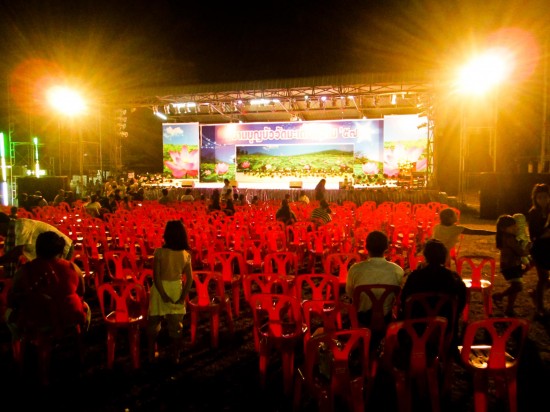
[492,215,529,317]
[431,208,495,268]
[512,213,533,270]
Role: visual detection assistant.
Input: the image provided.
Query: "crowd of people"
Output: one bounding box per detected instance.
[0,176,549,391]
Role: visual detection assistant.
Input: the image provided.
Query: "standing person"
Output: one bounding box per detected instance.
[0,212,73,278]
[52,189,66,206]
[492,215,529,317]
[431,208,495,267]
[314,178,327,202]
[527,183,550,317]
[147,220,193,364]
[346,231,404,326]
[221,178,233,202]
[208,189,222,212]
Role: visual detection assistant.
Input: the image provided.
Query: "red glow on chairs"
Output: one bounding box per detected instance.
[249,293,306,394]
[208,250,247,317]
[187,270,234,348]
[294,328,372,412]
[382,316,448,412]
[96,281,148,369]
[459,317,529,412]
[456,255,496,321]
[294,273,340,303]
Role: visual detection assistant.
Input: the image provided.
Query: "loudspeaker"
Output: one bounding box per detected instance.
[289,181,303,189]
[181,180,194,188]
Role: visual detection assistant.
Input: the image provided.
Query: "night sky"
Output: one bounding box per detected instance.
[0,0,547,89]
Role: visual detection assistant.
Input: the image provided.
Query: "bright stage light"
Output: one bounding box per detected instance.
[455,48,514,95]
[46,86,87,116]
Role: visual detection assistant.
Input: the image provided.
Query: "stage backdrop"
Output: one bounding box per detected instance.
[162,115,427,188]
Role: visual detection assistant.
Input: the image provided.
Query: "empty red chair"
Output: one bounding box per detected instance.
[324,252,362,287]
[455,255,496,321]
[208,250,247,317]
[382,316,448,412]
[459,317,529,412]
[294,328,372,412]
[249,293,306,394]
[187,270,234,348]
[294,273,340,303]
[263,251,300,288]
[96,281,148,369]
[104,250,139,283]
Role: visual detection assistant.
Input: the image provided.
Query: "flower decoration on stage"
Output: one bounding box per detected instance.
[362,162,379,175]
[304,164,311,171]
[215,162,229,175]
[265,164,272,170]
[383,144,423,177]
[165,145,199,178]
[240,161,250,169]
[204,170,212,176]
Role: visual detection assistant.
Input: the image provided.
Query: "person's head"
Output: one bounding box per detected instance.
[163,220,189,251]
[496,214,517,249]
[90,194,98,203]
[439,208,458,226]
[366,230,388,257]
[320,199,329,209]
[185,188,192,195]
[281,198,289,209]
[422,239,448,266]
[299,190,306,197]
[36,231,66,259]
[162,188,169,197]
[531,183,550,210]
[224,178,230,185]
[35,191,43,198]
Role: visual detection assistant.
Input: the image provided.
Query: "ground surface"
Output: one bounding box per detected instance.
[0,206,549,412]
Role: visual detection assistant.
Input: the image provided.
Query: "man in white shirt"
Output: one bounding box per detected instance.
[346,230,404,323]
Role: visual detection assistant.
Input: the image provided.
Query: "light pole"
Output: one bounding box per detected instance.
[46,86,87,195]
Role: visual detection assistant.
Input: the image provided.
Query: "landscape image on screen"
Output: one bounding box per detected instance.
[235,144,354,186]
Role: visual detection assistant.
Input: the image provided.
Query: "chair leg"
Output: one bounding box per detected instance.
[473,373,489,412]
[232,285,240,317]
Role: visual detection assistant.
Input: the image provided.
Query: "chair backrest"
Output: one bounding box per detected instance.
[303,328,371,396]
[352,284,401,334]
[295,273,340,302]
[456,255,496,288]
[208,251,247,281]
[249,293,303,339]
[264,251,299,277]
[383,316,448,377]
[460,317,529,371]
[404,292,459,355]
[242,273,291,304]
[324,253,362,285]
[302,300,359,345]
[188,270,226,306]
[96,281,148,323]
[104,250,139,282]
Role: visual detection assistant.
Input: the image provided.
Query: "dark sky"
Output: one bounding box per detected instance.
[0,0,547,91]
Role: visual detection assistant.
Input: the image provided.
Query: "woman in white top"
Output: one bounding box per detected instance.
[147,220,193,363]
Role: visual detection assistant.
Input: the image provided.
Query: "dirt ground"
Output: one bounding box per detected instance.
[0,204,549,412]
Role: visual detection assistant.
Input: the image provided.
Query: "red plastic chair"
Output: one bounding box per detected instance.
[249,293,306,395]
[208,250,247,317]
[301,299,359,352]
[382,316,448,412]
[305,229,333,273]
[104,250,139,283]
[294,328,372,412]
[96,281,148,369]
[459,317,529,412]
[243,238,268,274]
[294,273,340,303]
[455,255,496,321]
[187,270,234,348]
[324,252,362,287]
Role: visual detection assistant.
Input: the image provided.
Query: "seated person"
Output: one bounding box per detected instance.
[180,188,194,202]
[309,199,332,226]
[275,199,297,226]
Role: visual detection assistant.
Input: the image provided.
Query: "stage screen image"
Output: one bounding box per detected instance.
[161,116,427,188]
[235,144,355,188]
[162,123,200,179]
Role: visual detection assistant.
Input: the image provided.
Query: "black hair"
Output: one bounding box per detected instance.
[496,214,516,250]
[163,220,190,251]
[531,183,550,210]
[422,239,448,266]
[366,231,388,257]
[36,231,65,259]
[439,208,457,226]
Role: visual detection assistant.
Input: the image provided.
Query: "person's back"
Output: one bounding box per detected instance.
[346,231,404,317]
